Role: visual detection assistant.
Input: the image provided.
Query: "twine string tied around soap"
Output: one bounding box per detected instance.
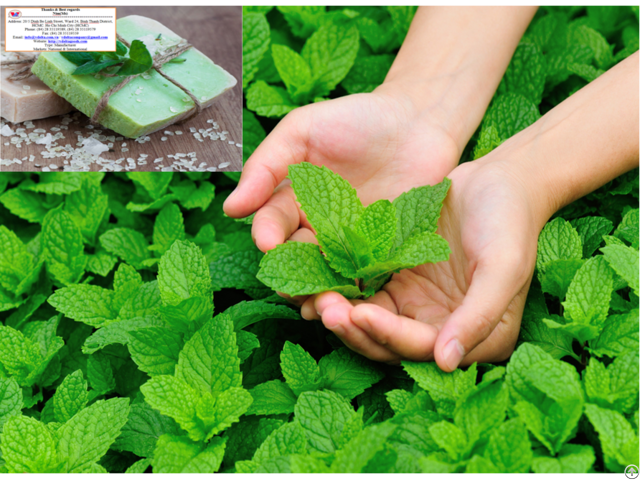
[91,33,203,124]
[0,42,38,81]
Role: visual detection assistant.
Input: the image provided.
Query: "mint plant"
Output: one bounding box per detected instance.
[0,5,638,475]
[257,163,451,298]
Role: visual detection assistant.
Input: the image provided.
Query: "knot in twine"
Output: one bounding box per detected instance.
[0,43,38,80]
[91,33,202,125]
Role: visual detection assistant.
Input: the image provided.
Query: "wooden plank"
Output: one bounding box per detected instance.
[1,6,242,172]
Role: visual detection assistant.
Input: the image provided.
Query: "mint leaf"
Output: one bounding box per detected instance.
[272,44,313,102]
[52,370,88,423]
[257,242,360,298]
[532,444,596,473]
[484,419,532,473]
[277,6,326,39]
[247,380,297,416]
[0,189,50,223]
[536,218,582,273]
[319,347,383,399]
[301,23,360,97]
[601,243,639,296]
[341,54,394,94]
[152,435,226,473]
[540,258,584,299]
[498,42,546,104]
[0,377,22,430]
[583,352,639,413]
[99,228,150,269]
[252,422,307,464]
[280,341,322,396]
[0,415,59,473]
[570,216,613,257]
[246,80,297,118]
[117,39,153,76]
[42,207,86,285]
[482,93,541,140]
[294,390,355,453]
[158,240,211,307]
[331,422,396,473]
[48,284,116,327]
[588,309,639,358]
[152,203,185,256]
[243,13,270,88]
[473,125,502,160]
[128,327,183,376]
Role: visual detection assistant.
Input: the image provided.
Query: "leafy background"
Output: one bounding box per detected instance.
[0,4,638,475]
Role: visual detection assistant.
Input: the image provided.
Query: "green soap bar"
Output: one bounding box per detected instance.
[31,15,236,138]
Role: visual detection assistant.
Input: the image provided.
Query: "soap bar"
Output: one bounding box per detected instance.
[1,46,74,123]
[31,15,237,138]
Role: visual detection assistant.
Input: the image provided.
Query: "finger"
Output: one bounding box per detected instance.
[434,253,529,372]
[224,109,309,218]
[316,293,400,363]
[350,303,438,361]
[251,186,303,252]
[275,291,308,309]
[288,228,317,244]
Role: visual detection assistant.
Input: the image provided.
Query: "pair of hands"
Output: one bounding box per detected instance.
[225,88,542,371]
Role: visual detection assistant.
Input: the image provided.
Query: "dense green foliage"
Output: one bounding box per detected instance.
[0,4,637,475]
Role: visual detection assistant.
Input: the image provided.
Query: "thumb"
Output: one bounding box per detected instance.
[223,108,310,218]
[434,252,529,372]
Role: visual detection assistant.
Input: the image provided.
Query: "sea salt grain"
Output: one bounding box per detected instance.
[218,162,230,169]
[82,137,109,156]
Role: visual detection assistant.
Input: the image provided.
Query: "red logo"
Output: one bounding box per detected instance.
[9,10,21,18]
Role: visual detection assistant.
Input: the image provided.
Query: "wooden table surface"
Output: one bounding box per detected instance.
[1,6,242,172]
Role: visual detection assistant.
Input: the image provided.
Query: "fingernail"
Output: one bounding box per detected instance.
[442,339,465,371]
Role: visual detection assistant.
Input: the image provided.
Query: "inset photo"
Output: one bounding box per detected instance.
[1,6,241,172]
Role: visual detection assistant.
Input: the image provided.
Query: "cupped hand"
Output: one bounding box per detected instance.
[302,155,545,371]
[224,85,461,254]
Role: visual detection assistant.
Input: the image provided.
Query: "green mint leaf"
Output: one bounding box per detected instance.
[532,444,596,473]
[237,330,260,362]
[169,179,216,211]
[246,80,297,118]
[140,375,200,438]
[536,217,582,273]
[392,178,451,249]
[545,44,594,89]
[247,380,297,416]
[99,228,150,270]
[319,347,384,399]
[72,59,121,75]
[64,177,109,245]
[385,6,418,45]
[42,207,86,285]
[560,256,614,341]
[0,225,38,295]
[540,258,584,299]
[331,422,397,473]
[0,377,22,430]
[152,434,226,473]
[588,309,639,358]
[257,241,360,298]
[484,419,532,473]
[601,243,639,296]
[0,415,59,473]
[288,162,364,277]
[519,311,578,360]
[209,249,264,292]
[175,314,241,395]
[567,24,614,69]
[277,6,326,39]
[117,39,153,76]
[294,389,355,454]
[48,284,117,327]
[355,199,397,262]
[196,387,252,440]
[272,44,313,102]
[482,93,541,140]
[243,13,270,88]
[570,216,614,257]
[128,327,183,376]
[465,455,499,473]
[525,13,568,53]
[473,125,502,159]
[223,417,283,466]
[280,341,322,396]
[52,370,88,423]
[428,421,468,462]
[341,54,394,94]
[584,403,639,472]
[401,362,476,418]
[356,17,398,54]
[158,240,211,306]
[252,422,307,464]
[583,352,639,413]
[151,203,185,256]
[301,23,359,97]
[0,189,50,223]
[498,42,546,105]
[86,353,116,395]
[86,250,117,277]
[127,172,173,201]
[223,300,300,331]
[56,397,130,473]
[22,173,83,195]
[0,325,43,386]
[614,208,639,247]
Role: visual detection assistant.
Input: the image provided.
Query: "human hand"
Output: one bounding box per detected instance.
[301,154,546,371]
[225,87,461,254]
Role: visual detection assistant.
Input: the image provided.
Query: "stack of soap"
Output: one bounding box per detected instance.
[1,45,74,123]
[31,15,237,138]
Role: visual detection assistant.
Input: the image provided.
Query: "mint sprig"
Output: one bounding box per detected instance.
[60,39,183,77]
[256,163,451,299]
